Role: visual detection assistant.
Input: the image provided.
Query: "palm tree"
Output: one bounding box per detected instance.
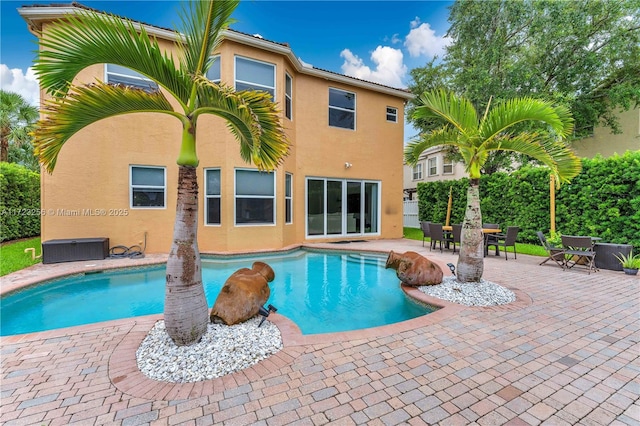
[32,0,289,345]
[405,89,581,282]
[0,90,39,163]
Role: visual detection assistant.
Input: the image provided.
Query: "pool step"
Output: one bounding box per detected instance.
[345,253,387,266]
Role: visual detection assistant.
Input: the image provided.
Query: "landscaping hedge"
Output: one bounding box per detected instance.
[0,162,41,242]
[417,151,640,248]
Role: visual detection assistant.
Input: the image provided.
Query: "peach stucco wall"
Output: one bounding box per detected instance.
[38,29,407,253]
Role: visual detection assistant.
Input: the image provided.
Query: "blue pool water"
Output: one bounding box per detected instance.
[0,249,434,336]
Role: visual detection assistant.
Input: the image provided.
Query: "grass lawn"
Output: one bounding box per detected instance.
[1,237,42,276]
[403,227,546,257]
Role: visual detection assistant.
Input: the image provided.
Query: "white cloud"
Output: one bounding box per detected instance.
[404,17,450,58]
[0,64,39,106]
[340,46,407,88]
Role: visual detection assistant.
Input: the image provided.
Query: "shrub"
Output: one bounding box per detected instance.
[0,162,41,241]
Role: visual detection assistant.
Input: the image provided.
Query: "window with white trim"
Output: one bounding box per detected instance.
[285,173,293,224]
[205,168,221,225]
[206,55,221,83]
[130,166,165,208]
[428,157,437,176]
[285,73,292,120]
[329,88,356,130]
[235,56,275,100]
[106,64,158,92]
[412,163,423,180]
[235,169,275,225]
[443,159,454,174]
[386,107,398,123]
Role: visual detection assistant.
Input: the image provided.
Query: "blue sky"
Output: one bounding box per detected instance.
[1,0,453,139]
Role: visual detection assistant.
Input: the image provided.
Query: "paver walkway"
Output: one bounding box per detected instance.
[1,239,638,425]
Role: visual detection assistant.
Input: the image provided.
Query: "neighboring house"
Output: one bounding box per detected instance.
[19,4,412,253]
[402,147,464,200]
[403,108,640,199]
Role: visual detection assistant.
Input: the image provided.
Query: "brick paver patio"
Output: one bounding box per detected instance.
[1,238,638,425]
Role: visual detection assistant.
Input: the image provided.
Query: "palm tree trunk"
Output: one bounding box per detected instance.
[456,180,484,282]
[164,165,209,346]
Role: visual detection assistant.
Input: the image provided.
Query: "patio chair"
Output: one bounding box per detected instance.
[487,226,519,260]
[537,231,565,268]
[561,235,598,274]
[483,223,501,256]
[428,223,450,253]
[420,221,431,247]
[451,223,462,254]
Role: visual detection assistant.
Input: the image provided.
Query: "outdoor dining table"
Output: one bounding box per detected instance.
[442,226,502,254]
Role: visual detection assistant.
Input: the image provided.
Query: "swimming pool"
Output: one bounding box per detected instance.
[0,249,435,336]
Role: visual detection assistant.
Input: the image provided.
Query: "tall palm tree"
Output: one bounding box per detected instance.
[0,90,39,163]
[32,0,289,345]
[405,89,581,282]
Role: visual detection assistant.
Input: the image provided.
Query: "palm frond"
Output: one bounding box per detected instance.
[193,79,289,170]
[480,98,574,142]
[403,128,464,166]
[178,0,238,77]
[34,9,191,106]
[412,89,479,137]
[35,83,176,173]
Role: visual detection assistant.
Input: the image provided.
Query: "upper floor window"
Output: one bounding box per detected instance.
[329,88,356,130]
[427,157,438,176]
[443,159,454,175]
[285,73,293,120]
[106,64,158,92]
[235,56,275,100]
[285,173,293,224]
[412,163,423,180]
[206,55,221,83]
[205,168,221,225]
[386,107,398,123]
[130,165,165,208]
[235,169,275,225]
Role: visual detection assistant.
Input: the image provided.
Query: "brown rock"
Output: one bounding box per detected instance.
[210,261,275,325]
[385,250,443,286]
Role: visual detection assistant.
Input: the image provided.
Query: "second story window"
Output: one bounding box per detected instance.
[386,107,398,123]
[235,56,275,100]
[329,88,355,130]
[443,159,454,174]
[206,55,221,83]
[412,163,423,180]
[285,73,293,120]
[428,157,438,176]
[106,64,158,92]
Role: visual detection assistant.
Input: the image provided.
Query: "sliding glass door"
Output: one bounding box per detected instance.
[306,178,380,237]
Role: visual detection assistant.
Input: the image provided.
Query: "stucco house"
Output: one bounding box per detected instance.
[19,3,413,254]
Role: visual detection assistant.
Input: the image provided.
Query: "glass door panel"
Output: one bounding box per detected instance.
[307,179,324,235]
[346,181,361,234]
[365,182,378,233]
[327,180,343,235]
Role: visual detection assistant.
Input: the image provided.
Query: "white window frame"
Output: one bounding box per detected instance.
[285,172,293,224]
[206,55,221,83]
[234,56,276,100]
[328,87,356,130]
[105,64,158,92]
[234,168,276,226]
[386,106,398,123]
[428,157,438,176]
[443,159,454,175]
[204,168,221,226]
[412,163,423,180]
[129,165,166,209]
[285,72,293,120]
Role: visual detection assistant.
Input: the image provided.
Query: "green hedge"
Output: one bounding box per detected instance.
[0,162,41,242]
[417,151,640,248]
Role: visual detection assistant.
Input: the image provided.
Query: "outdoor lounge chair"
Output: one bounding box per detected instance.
[537,231,564,267]
[561,235,598,274]
[486,226,519,260]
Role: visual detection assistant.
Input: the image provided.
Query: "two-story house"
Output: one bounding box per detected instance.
[19,3,413,253]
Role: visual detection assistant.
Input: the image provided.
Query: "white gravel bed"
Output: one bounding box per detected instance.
[136,317,282,383]
[418,276,516,306]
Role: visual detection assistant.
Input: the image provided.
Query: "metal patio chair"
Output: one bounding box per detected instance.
[537,231,565,268]
[561,235,598,274]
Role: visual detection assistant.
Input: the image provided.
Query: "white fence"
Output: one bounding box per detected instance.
[403,200,419,228]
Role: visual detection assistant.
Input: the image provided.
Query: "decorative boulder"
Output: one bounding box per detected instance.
[210,261,275,325]
[385,250,443,286]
